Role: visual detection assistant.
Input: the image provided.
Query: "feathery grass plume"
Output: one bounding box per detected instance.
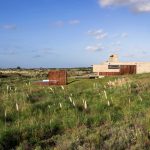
[16,103,19,111]
[108,80,113,88]
[104,90,107,99]
[16,103,20,127]
[118,79,122,87]
[4,109,7,131]
[26,93,29,98]
[138,95,143,102]
[72,100,76,107]
[112,82,115,87]
[84,100,87,110]
[6,85,9,92]
[69,96,72,103]
[4,109,7,118]
[107,81,110,86]
[49,87,54,93]
[59,103,62,108]
[14,87,17,93]
[109,81,112,86]
[107,100,110,106]
[82,99,85,104]
[114,79,117,85]
[129,98,131,104]
[61,86,64,90]
[128,83,131,88]
[127,83,131,93]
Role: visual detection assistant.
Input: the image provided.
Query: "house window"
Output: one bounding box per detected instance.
[108,65,120,69]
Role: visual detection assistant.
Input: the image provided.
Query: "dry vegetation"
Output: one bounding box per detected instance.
[0,69,150,149]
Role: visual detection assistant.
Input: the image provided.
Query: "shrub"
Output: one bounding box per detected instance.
[0,129,21,150]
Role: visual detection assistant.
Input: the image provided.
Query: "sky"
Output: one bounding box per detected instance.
[0,0,150,68]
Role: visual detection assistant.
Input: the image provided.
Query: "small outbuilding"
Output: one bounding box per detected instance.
[34,70,67,86]
[93,54,150,76]
[48,70,67,85]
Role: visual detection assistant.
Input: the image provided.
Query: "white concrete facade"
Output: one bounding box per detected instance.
[93,55,150,74]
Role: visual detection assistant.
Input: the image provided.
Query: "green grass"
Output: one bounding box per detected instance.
[0,73,150,149]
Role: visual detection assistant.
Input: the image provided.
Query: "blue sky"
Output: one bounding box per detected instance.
[0,0,150,68]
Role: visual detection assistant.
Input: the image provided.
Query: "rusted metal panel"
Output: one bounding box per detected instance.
[120,65,136,75]
[48,70,67,85]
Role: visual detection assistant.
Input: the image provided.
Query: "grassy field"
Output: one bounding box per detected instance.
[0,70,150,149]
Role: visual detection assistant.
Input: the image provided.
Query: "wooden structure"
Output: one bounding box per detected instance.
[48,70,67,85]
[34,70,67,86]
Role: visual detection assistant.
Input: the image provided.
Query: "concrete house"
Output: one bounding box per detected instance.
[93,54,150,76]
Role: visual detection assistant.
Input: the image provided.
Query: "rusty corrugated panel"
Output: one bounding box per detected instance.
[48,70,67,85]
[120,65,136,75]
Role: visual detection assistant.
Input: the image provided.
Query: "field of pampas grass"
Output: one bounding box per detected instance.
[0,70,150,149]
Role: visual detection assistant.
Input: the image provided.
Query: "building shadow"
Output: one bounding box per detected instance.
[67,79,79,85]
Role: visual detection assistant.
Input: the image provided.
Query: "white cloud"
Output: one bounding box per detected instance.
[85,44,104,52]
[133,2,150,12]
[124,53,136,58]
[54,21,64,27]
[53,19,80,27]
[100,0,134,7]
[121,32,128,38]
[99,0,150,12]
[114,47,121,51]
[124,49,150,59]
[88,29,108,40]
[68,20,80,25]
[112,41,121,46]
[1,24,16,30]
[112,32,128,38]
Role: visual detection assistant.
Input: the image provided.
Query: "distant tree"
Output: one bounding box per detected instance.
[16,66,21,70]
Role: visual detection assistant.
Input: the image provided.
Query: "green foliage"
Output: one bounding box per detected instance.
[0,72,150,149]
[0,129,21,150]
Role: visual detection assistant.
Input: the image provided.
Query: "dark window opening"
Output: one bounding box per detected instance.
[108,65,120,69]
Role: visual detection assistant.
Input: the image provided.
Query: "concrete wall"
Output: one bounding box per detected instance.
[93,62,150,74]
[137,63,150,74]
[93,64,120,73]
